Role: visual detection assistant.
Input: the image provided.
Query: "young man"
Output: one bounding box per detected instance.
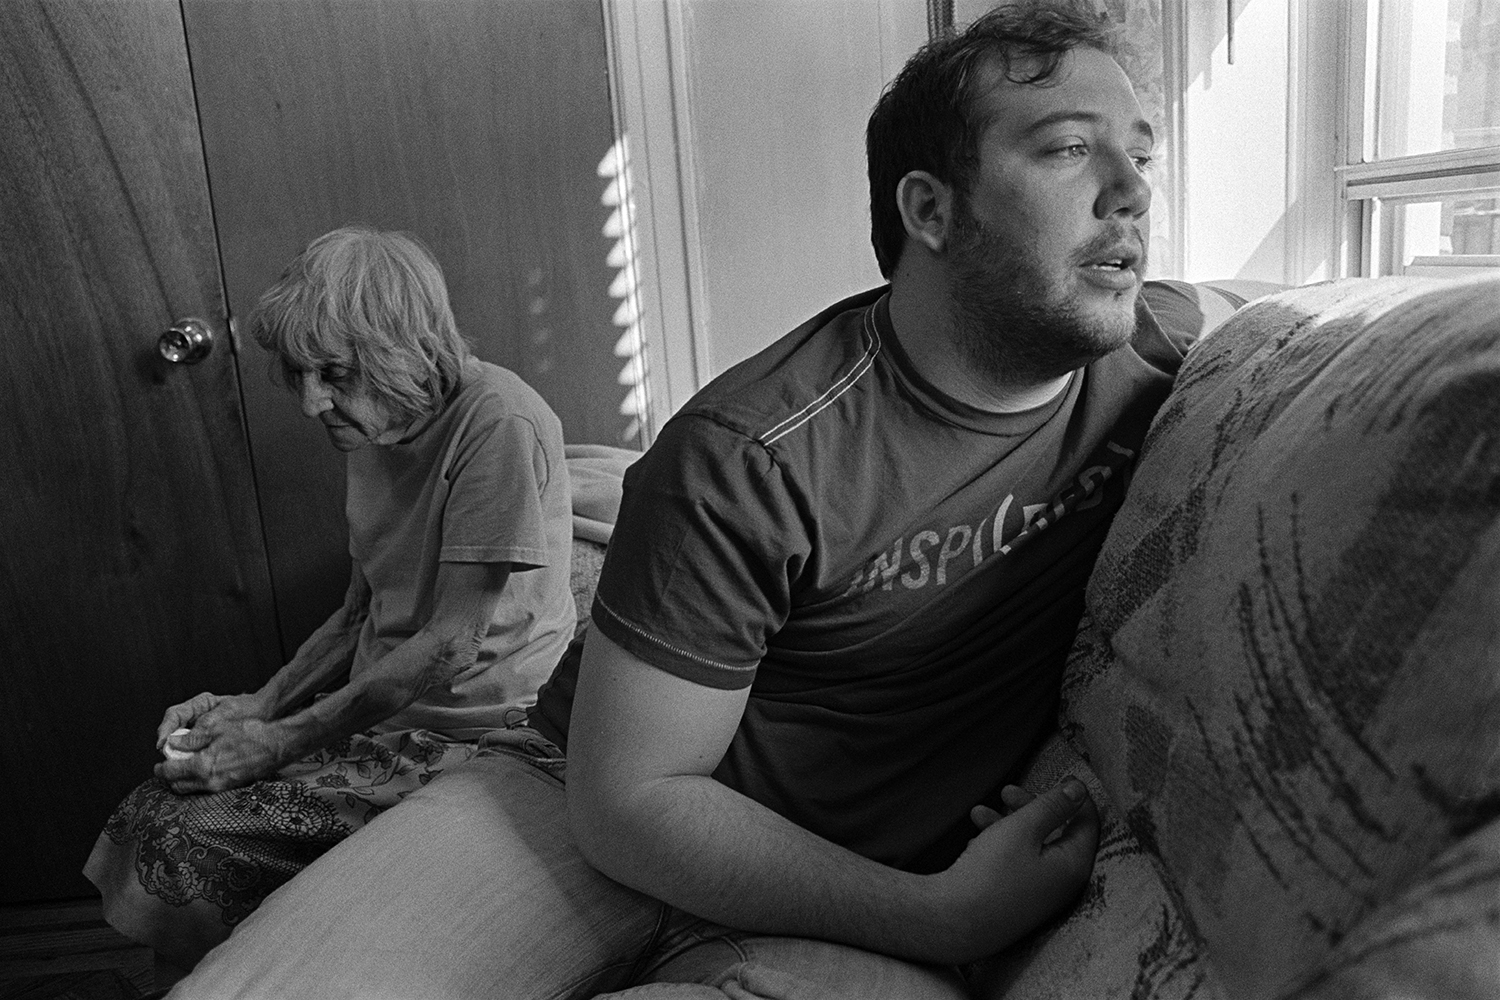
[171,5,1192,997]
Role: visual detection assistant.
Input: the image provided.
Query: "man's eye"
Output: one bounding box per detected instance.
[321,365,351,383]
[1132,153,1156,172]
[1050,143,1088,160]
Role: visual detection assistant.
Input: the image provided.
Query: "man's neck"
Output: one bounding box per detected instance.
[887,271,1073,414]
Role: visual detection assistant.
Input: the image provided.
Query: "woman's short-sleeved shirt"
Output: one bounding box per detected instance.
[348,357,575,735]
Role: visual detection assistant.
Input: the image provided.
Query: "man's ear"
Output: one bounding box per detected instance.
[896,170,955,255]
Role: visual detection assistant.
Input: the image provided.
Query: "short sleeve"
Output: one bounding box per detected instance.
[1141,278,1286,355]
[441,411,554,570]
[1132,282,1198,374]
[589,414,811,690]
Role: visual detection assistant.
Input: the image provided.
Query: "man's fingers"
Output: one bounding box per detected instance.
[998,784,1035,813]
[970,804,1002,829]
[1050,788,1100,849]
[1013,778,1091,846]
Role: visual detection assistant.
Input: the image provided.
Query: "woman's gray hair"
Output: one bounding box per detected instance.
[250,225,470,421]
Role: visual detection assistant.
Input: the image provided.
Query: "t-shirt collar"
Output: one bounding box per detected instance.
[871,291,1081,437]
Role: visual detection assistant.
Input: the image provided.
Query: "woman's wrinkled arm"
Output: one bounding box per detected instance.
[157,561,509,793]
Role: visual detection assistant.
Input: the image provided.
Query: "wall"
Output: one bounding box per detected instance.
[614,0,927,414]
[678,1,924,373]
[1175,0,1342,285]
[184,0,625,650]
[1180,0,1291,282]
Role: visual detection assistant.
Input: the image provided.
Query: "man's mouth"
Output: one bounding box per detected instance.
[1076,240,1144,293]
[1083,246,1141,272]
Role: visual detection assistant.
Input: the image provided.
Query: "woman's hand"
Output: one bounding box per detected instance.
[155,691,269,753]
[153,717,291,794]
[923,778,1100,963]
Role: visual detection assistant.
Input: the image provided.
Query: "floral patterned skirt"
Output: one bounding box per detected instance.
[84,729,482,963]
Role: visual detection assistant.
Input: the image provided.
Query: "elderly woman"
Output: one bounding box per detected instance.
[84,226,576,965]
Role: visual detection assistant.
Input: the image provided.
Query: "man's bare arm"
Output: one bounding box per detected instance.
[566,629,1100,965]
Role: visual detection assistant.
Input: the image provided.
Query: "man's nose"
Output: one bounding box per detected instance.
[1095,148,1152,220]
[298,372,332,418]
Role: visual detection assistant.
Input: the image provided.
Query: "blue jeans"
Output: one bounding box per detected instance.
[168,734,970,1000]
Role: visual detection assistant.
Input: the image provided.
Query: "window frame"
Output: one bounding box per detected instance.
[1334,0,1500,277]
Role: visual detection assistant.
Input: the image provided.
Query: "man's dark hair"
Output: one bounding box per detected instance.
[866,1,1120,278]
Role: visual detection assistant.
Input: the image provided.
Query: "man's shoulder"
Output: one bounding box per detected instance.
[1119,281,1198,377]
[1075,284,1193,421]
[679,286,888,445]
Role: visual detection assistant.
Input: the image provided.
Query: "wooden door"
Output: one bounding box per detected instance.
[0,1,282,901]
[181,0,633,650]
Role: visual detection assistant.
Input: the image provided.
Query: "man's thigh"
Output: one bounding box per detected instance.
[598,917,970,1000]
[170,755,665,1000]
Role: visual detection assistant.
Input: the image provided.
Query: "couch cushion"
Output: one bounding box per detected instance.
[1064,275,1500,997]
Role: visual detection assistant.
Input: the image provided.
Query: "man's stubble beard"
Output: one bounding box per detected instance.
[946,210,1144,387]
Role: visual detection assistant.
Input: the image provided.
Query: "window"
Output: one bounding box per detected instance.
[1340,0,1500,276]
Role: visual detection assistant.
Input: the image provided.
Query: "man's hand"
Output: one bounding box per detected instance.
[153,717,290,794]
[155,691,268,752]
[927,778,1100,962]
[569,630,1099,965]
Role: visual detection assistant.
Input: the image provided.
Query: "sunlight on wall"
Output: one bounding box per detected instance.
[599,137,649,446]
[1181,0,1289,283]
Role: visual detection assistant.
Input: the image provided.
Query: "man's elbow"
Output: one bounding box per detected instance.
[566,764,650,884]
[566,766,616,873]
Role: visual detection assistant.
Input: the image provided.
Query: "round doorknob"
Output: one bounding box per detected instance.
[159,318,214,364]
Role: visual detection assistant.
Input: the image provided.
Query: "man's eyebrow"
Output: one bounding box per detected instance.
[1023,111,1155,145]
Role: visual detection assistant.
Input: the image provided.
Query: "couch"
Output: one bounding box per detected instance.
[976,274,1500,999]
[567,274,1500,999]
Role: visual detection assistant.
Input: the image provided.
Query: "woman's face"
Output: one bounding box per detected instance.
[294,364,408,452]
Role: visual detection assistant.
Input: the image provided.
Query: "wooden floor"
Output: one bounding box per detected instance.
[0,899,185,1000]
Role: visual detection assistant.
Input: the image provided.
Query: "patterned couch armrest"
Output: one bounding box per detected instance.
[569,536,608,635]
[1286,816,1500,1000]
[1064,275,1500,997]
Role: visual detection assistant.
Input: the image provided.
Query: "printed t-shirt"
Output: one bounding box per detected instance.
[537,285,1187,871]
[347,356,575,735]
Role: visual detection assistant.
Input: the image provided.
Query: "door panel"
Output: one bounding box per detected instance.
[0,1,282,901]
[183,0,631,651]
